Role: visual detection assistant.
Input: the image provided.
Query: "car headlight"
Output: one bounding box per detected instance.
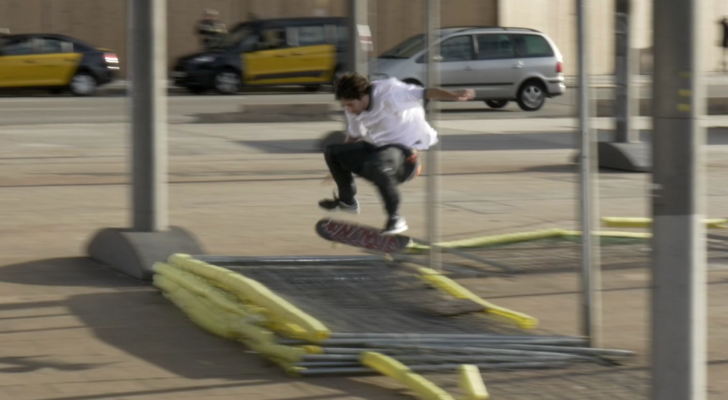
[370,73,388,81]
[193,56,215,63]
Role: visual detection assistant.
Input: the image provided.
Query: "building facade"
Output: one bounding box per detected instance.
[1,0,726,78]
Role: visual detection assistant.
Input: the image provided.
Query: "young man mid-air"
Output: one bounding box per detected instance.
[319,73,475,234]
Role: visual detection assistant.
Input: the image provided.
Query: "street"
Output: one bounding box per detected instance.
[4,81,728,126]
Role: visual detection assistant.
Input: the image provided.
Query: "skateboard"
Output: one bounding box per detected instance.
[315,218,413,254]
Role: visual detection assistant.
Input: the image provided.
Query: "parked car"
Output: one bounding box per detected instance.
[370,27,565,111]
[173,17,348,95]
[0,33,119,96]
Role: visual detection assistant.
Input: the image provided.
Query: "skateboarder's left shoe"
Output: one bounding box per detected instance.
[318,193,360,214]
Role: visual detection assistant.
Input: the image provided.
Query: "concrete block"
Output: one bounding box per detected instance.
[87,227,205,281]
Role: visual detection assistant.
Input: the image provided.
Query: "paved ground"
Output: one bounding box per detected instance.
[0,117,726,399]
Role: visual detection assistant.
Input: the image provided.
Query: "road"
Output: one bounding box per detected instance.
[3,84,728,126]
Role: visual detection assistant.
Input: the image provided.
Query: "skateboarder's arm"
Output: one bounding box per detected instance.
[424,88,475,101]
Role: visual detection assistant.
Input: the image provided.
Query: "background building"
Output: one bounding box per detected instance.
[1,0,727,78]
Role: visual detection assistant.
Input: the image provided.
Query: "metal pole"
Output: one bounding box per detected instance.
[615,0,638,142]
[425,0,441,272]
[576,0,602,348]
[651,0,707,398]
[346,0,368,75]
[129,0,168,232]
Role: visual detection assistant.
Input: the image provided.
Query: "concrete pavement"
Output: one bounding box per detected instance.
[0,119,726,399]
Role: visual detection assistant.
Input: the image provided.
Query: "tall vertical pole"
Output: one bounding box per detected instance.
[129,0,168,232]
[651,0,707,398]
[576,0,602,348]
[425,0,441,272]
[615,0,638,142]
[347,0,368,75]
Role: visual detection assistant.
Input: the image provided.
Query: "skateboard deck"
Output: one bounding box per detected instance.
[315,218,413,253]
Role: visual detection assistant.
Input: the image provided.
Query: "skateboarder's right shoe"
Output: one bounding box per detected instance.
[318,193,360,214]
[383,215,408,235]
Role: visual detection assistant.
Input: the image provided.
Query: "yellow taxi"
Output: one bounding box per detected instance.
[0,33,119,96]
[172,17,348,94]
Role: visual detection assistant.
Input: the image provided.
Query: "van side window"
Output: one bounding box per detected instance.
[440,35,474,62]
[476,34,514,60]
[298,25,326,46]
[512,34,554,58]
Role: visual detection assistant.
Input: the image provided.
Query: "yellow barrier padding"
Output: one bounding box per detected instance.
[361,351,409,381]
[153,262,260,321]
[560,230,652,239]
[403,373,455,400]
[154,274,308,364]
[299,345,324,354]
[458,365,489,400]
[154,276,240,340]
[361,352,455,400]
[419,268,538,330]
[154,275,276,344]
[408,228,566,251]
[168,254,330,342]
[602,217,728,229]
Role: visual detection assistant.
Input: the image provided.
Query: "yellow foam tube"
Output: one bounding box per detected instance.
[419,268,538,330]
[153,262,259,320]
[458,365,489,400]
[169,254,330,342]
[240,339,307,364]
[155,275,307,364]
[407,229,566,251]
[560,230,652,239]
[361,352,455,400]
[154,275,238,340]
[602,217,728,229]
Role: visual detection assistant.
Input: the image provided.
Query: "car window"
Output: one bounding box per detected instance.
[512,34,554,58]
[476,34,514,60]
[0,38,34,56]
[260,27,288,50]
[39,38,74,54]
[440,35,473,62]
[298,25,326,46]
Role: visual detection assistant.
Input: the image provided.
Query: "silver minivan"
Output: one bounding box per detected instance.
[369,27,565,111]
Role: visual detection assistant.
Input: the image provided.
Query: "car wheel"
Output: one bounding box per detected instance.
[69,72,98,96]
[485,100,509,109]
[213,69,241,94]
[516,80,547,111]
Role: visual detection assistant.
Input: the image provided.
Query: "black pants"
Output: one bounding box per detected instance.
[324,142,417,217]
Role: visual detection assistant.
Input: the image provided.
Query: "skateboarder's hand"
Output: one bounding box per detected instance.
[454,89,475,101]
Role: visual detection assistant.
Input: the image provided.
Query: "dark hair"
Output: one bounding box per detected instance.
[335,72,372,100]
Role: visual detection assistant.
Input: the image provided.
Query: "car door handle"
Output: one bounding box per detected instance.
[513,61,524,69]
[292,52,305,56]
[464,66,473,71]
[24,60,36,64]
[274,54,287,57]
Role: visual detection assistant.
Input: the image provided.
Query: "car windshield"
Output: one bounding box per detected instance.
[211,26,252,50]
[380,34,425,59]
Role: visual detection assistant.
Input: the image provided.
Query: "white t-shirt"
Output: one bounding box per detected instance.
[345,78,438,150]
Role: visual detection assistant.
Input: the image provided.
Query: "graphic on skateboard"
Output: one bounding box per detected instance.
[315,218,412,253]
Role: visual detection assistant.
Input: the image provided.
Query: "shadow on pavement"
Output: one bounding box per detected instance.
[0,258,403,399]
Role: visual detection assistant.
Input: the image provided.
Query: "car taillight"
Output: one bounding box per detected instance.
[104,53,119,64]
[556,61,563,74]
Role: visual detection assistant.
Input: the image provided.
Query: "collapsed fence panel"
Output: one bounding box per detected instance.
[151,248,649,400]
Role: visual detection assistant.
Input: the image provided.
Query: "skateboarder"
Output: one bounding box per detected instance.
[319,72,475,234]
